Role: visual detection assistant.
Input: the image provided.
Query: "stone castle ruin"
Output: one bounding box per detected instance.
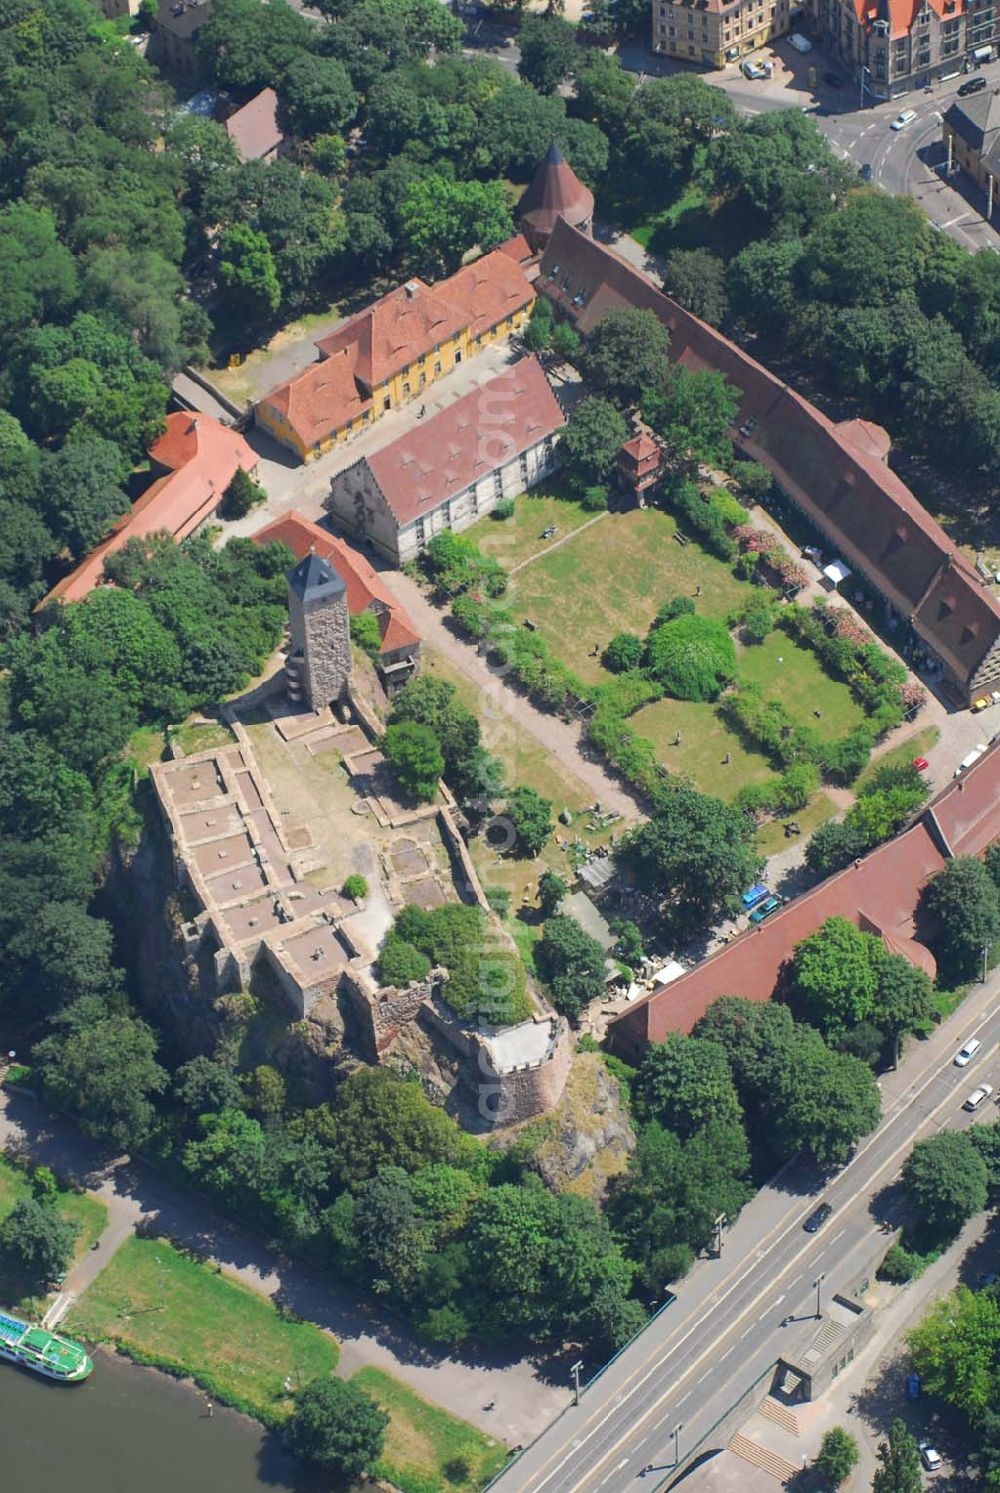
[150,551,571,1126]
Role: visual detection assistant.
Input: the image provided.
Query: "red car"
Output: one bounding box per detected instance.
[912,757,929,771]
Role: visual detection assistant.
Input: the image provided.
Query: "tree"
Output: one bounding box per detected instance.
[870,946,933,1052]
[505,785,554,857]
[0,1196,78,1295]
[815,1427,859,1485]
[354,1167,429,1296]
[280,52,357,138]
[173,1055,245,1116]
[535,914,607,1022]
[909,1285,1000,1425]
[872,1419,922,1493]
[643,364,740,469]
[616,790,763,935]
[790,917,879,1042]
[400,175,512,275]
[634,1033,744,1140]
[770,1026,881,1167]
[645,613,736,701]
[388,675,500,806]
[901,1132,988,1239]
[383,720,444,803]
[922,856,1000,982]
[560,397,628,485]
[343,874,368,902]
[39,436,129,560]
[517,14,579,94]
[32,998,168,1153]
[538,870,568,916]
[603,632,644,673]
[0,203,77,337]
[285,1377,388,1479]
[552,320,581,362]
[217,224,281,324]
[664,249,729,327]
[580,308,671,407]
[221,467,266,519]
[199,0,316,91]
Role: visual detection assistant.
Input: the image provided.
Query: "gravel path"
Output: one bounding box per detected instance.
[380,570,645,823]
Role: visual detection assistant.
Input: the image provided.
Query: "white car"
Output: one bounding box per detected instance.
[741,60,764,79]
[955,1037,982,1067]
[891,109,917,130]
[919,1442,942,1472]
[963,1084,994,1111]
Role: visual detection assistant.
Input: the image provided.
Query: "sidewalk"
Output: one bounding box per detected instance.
[0,1086,564,1445]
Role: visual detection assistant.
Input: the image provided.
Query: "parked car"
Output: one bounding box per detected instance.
[911,756,929,771]
[963,1084,994,1111]
[955,1036,982,1067]
[741,60,764,79]
[742,882,770,910]
[919,1442,942,1472]
[749,895,782,924]
[972,690,1000,711]
[959,75,988,95]
[803,1202,833,1233]
[788,31,813,51]
[891,109,917,130]
[906,1372,921,1400]
[955,743,988,776]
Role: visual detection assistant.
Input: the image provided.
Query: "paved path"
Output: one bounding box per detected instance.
[0,1086,564,1446]
[379,569,644,822]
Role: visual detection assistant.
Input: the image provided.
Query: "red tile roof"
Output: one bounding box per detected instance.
[224,87,283,162]
[252,511,421,654]
[496,232,535,265]
[360,357,565,528]
[854,0,965,40]
[621,432,660,463]
[258,251,536,450]
[517,143,595,247]
[609,739,1000,1061]
[539,217,1000,694]
[41,414,257,607]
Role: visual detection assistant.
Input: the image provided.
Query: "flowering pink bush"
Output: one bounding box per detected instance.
[828,608,872,646]
[733,526,773,554]
[901,680,926,710]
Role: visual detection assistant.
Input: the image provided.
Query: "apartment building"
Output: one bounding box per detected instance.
[652,0,792,66]
[810,0,997,99]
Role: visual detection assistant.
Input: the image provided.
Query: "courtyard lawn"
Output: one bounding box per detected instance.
[66,1237,339,1426]
[854,724,941,792]
[506,507,754,686]
[737,634,867,738]
[351,1367,508,1493]
[463,486,596,572]
[422,650,620,919]
[169,719,236,757]
[630,696,776,803]
[755,790,839,857]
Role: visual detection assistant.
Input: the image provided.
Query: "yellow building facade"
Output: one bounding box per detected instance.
[652,0,792,66]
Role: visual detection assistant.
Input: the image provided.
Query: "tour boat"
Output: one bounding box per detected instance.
[0,1310,92,1382]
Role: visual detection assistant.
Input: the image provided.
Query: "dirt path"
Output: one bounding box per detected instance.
[508,510,609,576]
[0,1085,566,1445]
[380,571,645,822]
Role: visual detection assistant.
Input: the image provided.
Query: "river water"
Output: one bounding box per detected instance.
[2,1347,311,1493]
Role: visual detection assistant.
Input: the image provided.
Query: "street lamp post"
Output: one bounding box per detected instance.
[860,63,871,109]
[671,1421,684,1466]
[712,1213,726,1257]
[571,1360,584,1407]
[814,1272,826,1320]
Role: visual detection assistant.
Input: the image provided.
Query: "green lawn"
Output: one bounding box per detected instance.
[66,1237,339,1425]
[352,1367,509,1493]
[506,508,753,686]
[737,634,866,738]
[170,719,236,757]
[0,1156,107,1307]
[755,790,839,856]
[464,486,596,572]
[855,724,941,793]
[126,726,166,774]
[631,696,776,802]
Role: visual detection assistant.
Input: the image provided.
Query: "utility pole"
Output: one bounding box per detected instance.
[712,1213,727,1257]
[860,64,871,110]
[571,1360,584,1406]
[947,130,953,174]
[814,1272,826,1320]
[989,173,995,219]
[671,1421,684,1466]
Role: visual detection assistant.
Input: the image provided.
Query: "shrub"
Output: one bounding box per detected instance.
[220,466,266,519]
[815,1427,860,1485]
[646,614,737,701]
[730,460,773,503]
[603,632,644,673]
[350,611,382,661]
[582,484,609,512]
[653,595,695,627]
[660,477,745,561]
[421,530,507,597]
[393,903,531,1023]
[378,934,432,986]
[492,497,515,521]
[878,1241,937,1282]
[486,885,511,918]
[342,874,368,902]
[383,721,444,802]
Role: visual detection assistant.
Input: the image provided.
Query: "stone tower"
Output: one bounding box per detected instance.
[517,142,595,254]
[285,550,351,711]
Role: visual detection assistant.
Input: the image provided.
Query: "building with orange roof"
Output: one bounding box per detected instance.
[252,511,421,687]
[618,430,664,500]
[40,412,257,609]
[538,216,1000,703]
[255,250,536,463]
[608,738,1000,1061]
[811,0,993,99]
[517,144,594,253]
[652,0,793,68]
[224,87,283,163]
[325,358,565,563]
[942,89,1000,207]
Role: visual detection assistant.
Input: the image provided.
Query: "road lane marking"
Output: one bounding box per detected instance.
[696,1369,712,1385]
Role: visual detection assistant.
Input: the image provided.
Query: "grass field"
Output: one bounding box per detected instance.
[855,724,941,792]
[170,719,236,757]
[0,1156,107,1307]
[66,1237,339,1424]
[630,696,775,802]
[737,634,867,737]
[352,1367,509,1493]
[464,487,597,572]
[506,508,753,686]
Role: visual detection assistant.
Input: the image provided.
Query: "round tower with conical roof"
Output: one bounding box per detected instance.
[285,549,351,711]
[517,143,595,254]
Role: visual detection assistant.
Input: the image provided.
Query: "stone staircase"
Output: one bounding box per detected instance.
[729,1433,800,1483]
[759,1395,802,1435]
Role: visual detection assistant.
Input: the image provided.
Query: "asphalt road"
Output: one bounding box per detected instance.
[491,971,1000,1492]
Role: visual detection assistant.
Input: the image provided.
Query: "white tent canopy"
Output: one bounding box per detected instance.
[822,559,851,587]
